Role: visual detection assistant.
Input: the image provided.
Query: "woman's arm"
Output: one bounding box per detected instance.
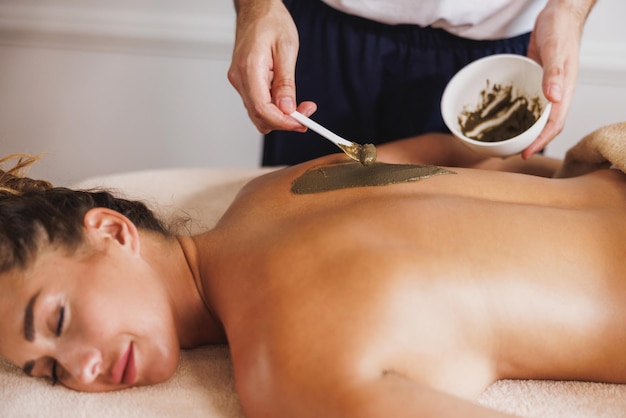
[239,368,516,418]
[327,373,517,418]
[376,133,561,177]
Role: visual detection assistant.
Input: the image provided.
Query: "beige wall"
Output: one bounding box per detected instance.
[0,0,259,185]
[0,0,625,185]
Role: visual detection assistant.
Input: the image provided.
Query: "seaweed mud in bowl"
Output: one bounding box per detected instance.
[458,81,543,143]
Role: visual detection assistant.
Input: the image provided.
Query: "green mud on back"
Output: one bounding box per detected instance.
[291,162,455,194]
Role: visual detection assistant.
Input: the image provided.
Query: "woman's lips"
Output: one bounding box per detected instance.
[122,343,137,385]
[112,343,137,385]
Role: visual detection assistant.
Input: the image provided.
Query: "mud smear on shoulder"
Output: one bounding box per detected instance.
[291,162,455,194]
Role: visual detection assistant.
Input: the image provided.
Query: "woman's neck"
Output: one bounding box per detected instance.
[144,232,227,348]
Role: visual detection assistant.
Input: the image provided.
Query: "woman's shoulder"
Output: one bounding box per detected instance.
[238,154,351,196]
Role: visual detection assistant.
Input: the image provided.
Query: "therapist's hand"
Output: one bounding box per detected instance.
[523,0,596,159]
[228,0,317,134]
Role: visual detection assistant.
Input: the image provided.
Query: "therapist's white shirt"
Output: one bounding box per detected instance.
[320,0,548,39]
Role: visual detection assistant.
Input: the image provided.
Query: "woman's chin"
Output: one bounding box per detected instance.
[143,351,180,387]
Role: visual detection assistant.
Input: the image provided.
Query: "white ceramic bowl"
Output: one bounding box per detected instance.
[441,54,551,157]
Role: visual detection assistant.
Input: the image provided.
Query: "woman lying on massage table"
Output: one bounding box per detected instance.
[0,124,625,418]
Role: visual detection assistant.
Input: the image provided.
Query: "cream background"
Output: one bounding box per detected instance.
[0,0,625,185]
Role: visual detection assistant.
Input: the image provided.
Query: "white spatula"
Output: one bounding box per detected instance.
[290,111,376,166]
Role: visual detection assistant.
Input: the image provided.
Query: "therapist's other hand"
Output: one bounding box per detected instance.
[228,0,317,134]
[523,0,596,159]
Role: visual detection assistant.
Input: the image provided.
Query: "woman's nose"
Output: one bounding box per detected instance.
[60,347,103,385]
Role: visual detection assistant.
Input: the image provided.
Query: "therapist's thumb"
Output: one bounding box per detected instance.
[541,59,565,103]
[273,82,297,114]
[272,60,297,114]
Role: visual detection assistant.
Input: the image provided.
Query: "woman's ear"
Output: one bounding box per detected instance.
[83,207,141,255]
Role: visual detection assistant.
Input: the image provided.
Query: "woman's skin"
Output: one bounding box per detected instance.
[1,133,626,417]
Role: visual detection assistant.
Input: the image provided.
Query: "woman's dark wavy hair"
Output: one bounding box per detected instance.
[0,154,169,274]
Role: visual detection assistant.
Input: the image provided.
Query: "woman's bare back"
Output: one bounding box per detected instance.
[196,154,626,416]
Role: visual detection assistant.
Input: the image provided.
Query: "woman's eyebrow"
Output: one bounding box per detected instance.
[24,291,40,342]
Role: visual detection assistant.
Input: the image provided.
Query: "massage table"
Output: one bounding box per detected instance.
[2,167,625,417]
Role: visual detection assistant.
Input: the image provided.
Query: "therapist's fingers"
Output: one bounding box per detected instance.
[229,49,304,134]
[522,99,568,159]
[228,1,306,134]
[295,101,318,118]
[524,33,574,158]
[523,3,585,158]
[270,33,298,116]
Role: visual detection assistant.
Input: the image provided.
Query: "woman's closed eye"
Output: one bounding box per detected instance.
[55,306,65,337]
[50,359,59,386]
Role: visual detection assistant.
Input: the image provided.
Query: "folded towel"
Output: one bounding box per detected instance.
[3,345,626,418]
[555,121,626,178]
[1,346,243,418]
[479,379,626,417]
